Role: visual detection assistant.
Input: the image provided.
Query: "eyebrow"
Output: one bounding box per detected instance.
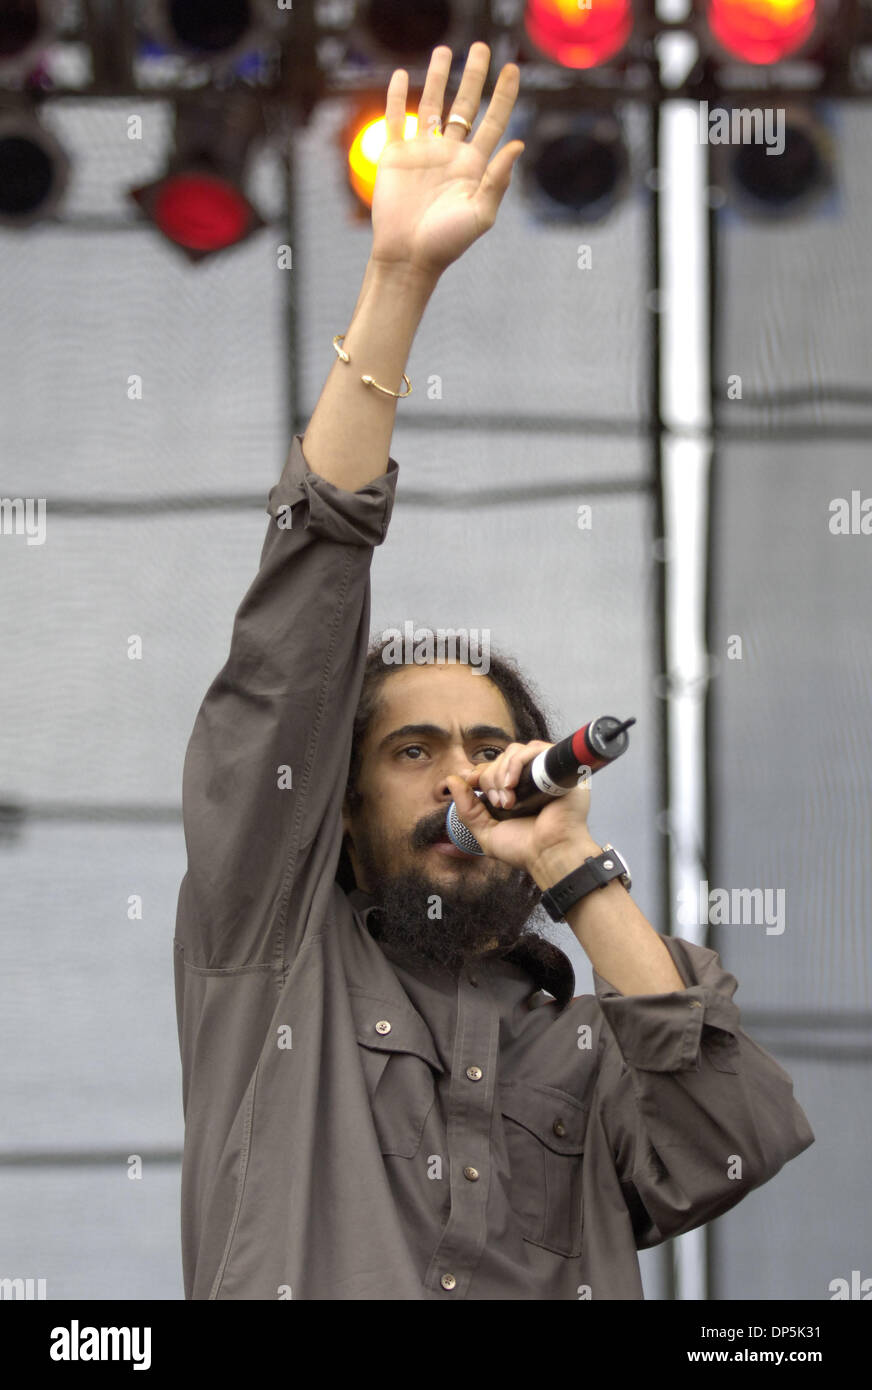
[376,723,515,753]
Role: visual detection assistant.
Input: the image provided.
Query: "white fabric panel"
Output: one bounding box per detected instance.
[709,442,872,1012]
[716,103,872,430]
[0,822,185,1150]
[709,1057,868,1300]
[0,1165,183,1300]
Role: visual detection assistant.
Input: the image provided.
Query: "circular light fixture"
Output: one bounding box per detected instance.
[729,108,833,215]
[707,0,819,65]
[0,2,41,62]
[523,111,630,222]
[347,109,418,208]
[128,93,267,260]
[0,0,60,78]
[151,171,254,251]
[165,0,253,53]
[0,112,69,226]
[363,0,455,58]
[139,0,281,65]
[524,0,634,70]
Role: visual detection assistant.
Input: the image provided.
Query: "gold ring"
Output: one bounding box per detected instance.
[446,113,472,137]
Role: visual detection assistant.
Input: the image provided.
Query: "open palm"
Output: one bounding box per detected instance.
[370,43,524,279]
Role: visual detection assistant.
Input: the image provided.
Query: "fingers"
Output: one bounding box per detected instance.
[416,43,521,148]
[470,61,521,162]
[442,40,491,141]
[445,775,500,856]
[416,44,452,139]
[445,773,477,810]
[474,140,525,228]
[384,67,409,145]
[469,741,551,809]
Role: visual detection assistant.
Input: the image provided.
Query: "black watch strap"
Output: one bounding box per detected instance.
[540,845,631,922]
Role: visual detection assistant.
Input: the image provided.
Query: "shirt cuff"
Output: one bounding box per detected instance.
[265,434,400,547]
[593,936,742,1073]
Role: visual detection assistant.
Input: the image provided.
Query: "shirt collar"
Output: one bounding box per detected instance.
[346,887,575,1010]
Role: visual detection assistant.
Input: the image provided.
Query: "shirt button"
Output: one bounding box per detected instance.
[375,1020,392,1034]
[463,1166,480,1182]
[466,1065,483,1082]
[553,1119,567,1137]
[440,1273,457,1291]
[468,974,479,987]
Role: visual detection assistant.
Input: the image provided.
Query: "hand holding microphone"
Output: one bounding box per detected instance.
[444,716,635,864]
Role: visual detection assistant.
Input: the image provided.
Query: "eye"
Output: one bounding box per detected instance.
[396,744,505,761]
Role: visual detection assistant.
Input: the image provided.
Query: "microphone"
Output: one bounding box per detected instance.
[445,715,636,856]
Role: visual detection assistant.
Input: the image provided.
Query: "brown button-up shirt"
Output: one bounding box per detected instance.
[173,435,814,1300]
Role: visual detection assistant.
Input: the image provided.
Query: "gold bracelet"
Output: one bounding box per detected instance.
[332,333,412,398]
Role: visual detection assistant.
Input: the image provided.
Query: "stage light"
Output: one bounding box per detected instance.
[522,110,630,221]
[0,0,60,78]
[0,109,69,226]
[523,0,635,70]
[360,0,454,57]
[128,93,266,261]
[139,0,281,65]
[348,0,465,63]
[132,170,258,254]
[726,105,834,216]
[706,0,820,64]
[346,108,418,209]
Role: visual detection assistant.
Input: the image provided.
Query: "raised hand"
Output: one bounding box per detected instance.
[370,43,524,279]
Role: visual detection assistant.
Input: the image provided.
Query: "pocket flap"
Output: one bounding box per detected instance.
[500,1080,587,1154]
[349,989,445,1074]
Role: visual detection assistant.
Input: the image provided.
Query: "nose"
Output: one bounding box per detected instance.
[439,762,475,799]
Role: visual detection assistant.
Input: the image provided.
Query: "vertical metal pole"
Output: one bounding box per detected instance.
[285,122,300,444]
[659,92,714,1301]
[650,90,678,1305]
[703,147,720,1303]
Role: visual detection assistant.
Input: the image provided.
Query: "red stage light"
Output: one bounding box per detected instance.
[708,0,818,65]
[151,172,253,252]
[524,0,634,70]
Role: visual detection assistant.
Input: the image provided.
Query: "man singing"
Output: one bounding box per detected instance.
[173,42,813,1300]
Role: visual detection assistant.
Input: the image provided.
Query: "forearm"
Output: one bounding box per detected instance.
[301,257,439,493]
[530,839,686,997]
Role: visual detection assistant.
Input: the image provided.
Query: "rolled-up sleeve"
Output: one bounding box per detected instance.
[591,936,815,1248]
[174,435,399,972]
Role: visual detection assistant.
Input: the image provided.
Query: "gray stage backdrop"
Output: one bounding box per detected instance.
[0,85,864,1300]
[704,98,872,1297]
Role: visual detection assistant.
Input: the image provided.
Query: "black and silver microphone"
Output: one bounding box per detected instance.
[445,715,635,856]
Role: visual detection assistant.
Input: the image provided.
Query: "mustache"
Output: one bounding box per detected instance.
[410,807,471,849]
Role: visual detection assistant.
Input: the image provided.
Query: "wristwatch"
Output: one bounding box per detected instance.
[540,844,632,923]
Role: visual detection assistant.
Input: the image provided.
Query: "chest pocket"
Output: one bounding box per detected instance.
[500,1079,588,1258]
[350,990,445,1159]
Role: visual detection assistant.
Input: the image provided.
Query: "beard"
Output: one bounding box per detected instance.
[350,808,544,977]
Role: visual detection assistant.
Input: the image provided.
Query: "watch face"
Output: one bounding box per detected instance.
[603,844,632,889]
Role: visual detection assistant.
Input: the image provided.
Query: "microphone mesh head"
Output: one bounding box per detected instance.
[445,796,485,856]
